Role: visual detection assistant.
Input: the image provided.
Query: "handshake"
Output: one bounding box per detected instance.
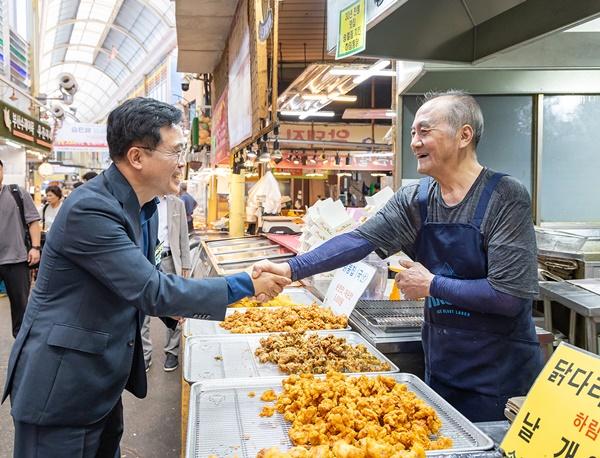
[249,260,293,302]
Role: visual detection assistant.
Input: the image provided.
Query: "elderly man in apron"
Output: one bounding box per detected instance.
[252,90,543,422]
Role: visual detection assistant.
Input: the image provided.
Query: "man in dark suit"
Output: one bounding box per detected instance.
[2,98,289,457]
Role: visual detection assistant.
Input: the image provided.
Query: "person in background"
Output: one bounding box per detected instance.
[253,90,542,423]
[40,185,63,232]
[82,170,98,182]
[0,159,41,338]
[141,194,190,372]
[3,98,290,457]
[178,181,197,231]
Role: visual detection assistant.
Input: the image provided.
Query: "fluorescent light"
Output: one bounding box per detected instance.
[298,111,335,120]
[352,152,394,158]
[353,60,391,85]
[301,94,329,101]
[306,172,324,177]
[281,110,335,118]
[337,172,352,177]
[4,139,23,148]
[371,173,387,177]
[329,69,396,77]
[331,95,357,102]
[273,171,291,176]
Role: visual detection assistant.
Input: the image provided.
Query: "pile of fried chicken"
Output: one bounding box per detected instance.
[220,305,348,333]
[229,294,301,308]
[255,332,391,374]
[257,372,452,458]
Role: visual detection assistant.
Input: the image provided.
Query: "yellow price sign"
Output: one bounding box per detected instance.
[501,342,600,458]
[336,0,366,59]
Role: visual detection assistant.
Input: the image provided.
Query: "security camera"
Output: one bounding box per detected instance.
[181,82,190,92]
[51,104,65,120]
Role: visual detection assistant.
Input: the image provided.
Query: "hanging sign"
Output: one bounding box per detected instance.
[54,122,108,152]
[501,342,600,458]
[323,261,375,316]
[0,102,52,151]
[336,0,367,59]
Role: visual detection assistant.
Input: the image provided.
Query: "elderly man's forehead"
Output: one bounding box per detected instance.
[414,98,452,125]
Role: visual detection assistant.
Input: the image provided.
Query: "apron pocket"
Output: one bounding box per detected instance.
[427,322,501,397]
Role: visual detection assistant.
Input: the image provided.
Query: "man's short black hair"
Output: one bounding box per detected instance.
[82,171,98,181]
[106,97,182,162]
[45,185,63,199]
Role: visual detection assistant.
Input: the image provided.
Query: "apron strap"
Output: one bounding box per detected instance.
[418,177,431,223]
[472,172,507,229]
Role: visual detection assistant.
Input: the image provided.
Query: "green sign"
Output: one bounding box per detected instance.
[0,101,52,152]
[336,0,367,59]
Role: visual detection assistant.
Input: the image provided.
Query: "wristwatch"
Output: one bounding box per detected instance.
[31,246,41,250]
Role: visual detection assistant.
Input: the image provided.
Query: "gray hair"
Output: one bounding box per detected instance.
[422,90,484,147]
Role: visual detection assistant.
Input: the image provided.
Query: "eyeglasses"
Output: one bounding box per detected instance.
[133,145,186,163]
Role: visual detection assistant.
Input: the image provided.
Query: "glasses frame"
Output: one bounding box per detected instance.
[133,144,187,163]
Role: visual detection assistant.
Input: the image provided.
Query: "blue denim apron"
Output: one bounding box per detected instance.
[415,173,542,422]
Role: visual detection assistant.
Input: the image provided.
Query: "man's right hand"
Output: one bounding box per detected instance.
[252,259,291,280]
[251,271,291,301]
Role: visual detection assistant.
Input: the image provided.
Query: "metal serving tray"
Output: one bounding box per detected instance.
[209,241,277,255]
[183,331,399,383]
[205,236,266,248]
[352,300,424,332]
[186,373,494,458]
[214,246,292,264]
[183,288,326,337]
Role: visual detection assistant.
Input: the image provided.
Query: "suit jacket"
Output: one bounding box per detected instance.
[164,195,190,276]
[2,164,228,426]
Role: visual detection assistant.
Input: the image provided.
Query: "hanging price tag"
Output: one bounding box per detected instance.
[323,261,376,317]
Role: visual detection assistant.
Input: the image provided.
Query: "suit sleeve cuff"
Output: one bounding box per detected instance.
[225,272,255,304]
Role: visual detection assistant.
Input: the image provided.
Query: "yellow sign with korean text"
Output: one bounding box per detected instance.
[501,342,600,458]
[336,0,366,59]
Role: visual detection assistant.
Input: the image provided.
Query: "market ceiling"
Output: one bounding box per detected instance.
[39,0,176,123]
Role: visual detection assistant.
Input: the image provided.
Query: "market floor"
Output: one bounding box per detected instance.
[0,295,181,458]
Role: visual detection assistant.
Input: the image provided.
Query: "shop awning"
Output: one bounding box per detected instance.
[329,0,600,64]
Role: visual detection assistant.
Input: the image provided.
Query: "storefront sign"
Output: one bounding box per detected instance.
[54,122,108,153]
[0,102,52,151]
[323,261,375,316]
[280,122,388,144]
[336,0,366,59]
[212,89,230,165]
[501,342,600,458]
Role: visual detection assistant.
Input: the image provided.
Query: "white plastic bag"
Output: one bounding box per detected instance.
[246,171,282,215]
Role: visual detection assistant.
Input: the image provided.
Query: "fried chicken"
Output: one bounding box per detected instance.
[257,372,452,457]
[220,306,348,334]
[255,332,391,374]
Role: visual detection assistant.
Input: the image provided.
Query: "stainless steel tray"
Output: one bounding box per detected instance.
[183,331,399,382]
[352,300,424,332]
[183,287,326,337]
[186,373,494,458]
[210,241,277,254]
[214,246,292,264]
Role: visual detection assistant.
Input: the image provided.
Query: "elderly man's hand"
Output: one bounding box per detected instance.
[251,271,291,302]
[251,260,292,302]
[395,260,435,300]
